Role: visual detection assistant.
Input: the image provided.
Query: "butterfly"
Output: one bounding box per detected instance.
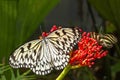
[9,26,81,75]
[90,32,117,48]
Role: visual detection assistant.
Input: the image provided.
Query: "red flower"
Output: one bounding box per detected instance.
[69,32,108,67]
[42,25,59,37]
[50,25,58,32]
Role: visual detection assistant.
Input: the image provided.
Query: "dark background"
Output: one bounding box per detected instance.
[0,0,120,80]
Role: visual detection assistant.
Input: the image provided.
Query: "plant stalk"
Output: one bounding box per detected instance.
[56,64,71,80]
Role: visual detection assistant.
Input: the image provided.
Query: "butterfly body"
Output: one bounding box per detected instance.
[9,27,81,75]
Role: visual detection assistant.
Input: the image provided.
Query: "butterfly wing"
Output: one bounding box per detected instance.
[30,40,54,75]
[90,32,117,48]
[9,40,42,68]
[30,27,81,75]
[100,34,117,48]
[9,27,81,75]
[47,27,81,70]
[9,39,54,75]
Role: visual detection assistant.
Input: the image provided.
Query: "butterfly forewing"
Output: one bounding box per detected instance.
[47,28,80,51]
[47,28,81,69]
[9,27,81,75]
[9,40,42,68]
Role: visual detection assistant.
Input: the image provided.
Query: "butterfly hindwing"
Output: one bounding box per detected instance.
[30,40,54,75]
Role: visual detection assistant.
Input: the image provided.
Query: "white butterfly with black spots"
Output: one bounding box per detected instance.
[9,27,81,75]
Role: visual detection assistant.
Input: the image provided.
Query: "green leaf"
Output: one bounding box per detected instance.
[111,61,120,79]
[1,75,6,80]
[0,65,10,74]
[0,0,59,63]
[0,0,59,79]
[88,0,120,30]
[10,68,16,80]
[106,22,116,33]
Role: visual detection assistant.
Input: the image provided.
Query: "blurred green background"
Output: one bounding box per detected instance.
[0,0,120,80]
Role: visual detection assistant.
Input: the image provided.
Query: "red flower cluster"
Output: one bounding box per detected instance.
[41,25,108,67]
[69,32,108,67]
[42,25,59,37]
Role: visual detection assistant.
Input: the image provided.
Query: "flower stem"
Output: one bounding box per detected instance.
[56,64,71,80]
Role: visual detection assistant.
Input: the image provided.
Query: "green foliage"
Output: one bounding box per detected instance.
[0,0,59,63]
[0,64,36,80]
[88,0,120,31]
[88,0,120,80]
[111,61,120,78]
[0,0,59,79]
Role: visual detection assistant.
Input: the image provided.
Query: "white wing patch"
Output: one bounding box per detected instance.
[9,40,41,68]
[9,27,81,75]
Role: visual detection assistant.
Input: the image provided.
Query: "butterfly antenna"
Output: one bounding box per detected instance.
[39,25,44,39]
[99,25,104,34]
[39,25,43,35]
